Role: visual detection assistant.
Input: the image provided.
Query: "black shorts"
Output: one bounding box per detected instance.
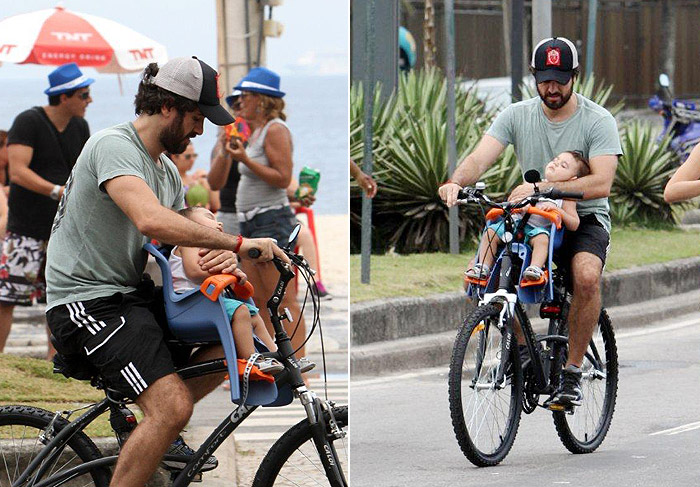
[554,214,610,269]
[46,286,193,400]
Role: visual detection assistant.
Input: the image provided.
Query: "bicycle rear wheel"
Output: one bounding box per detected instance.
[552,309,618,453]
[448,304,523,467]
[252,405,348,487]
[0,405,111,487]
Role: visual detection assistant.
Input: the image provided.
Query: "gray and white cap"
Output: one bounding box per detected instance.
[153,56,234,126]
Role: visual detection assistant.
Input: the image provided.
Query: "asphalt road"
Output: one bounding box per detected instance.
[351,312,700,487]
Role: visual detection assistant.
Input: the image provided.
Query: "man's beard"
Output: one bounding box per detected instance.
[539,85,573,110]
[160,112,193,154]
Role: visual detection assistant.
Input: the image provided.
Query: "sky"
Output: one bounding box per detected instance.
[0,0,349,80]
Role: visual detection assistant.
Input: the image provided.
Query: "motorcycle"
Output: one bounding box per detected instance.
[648,73,700,163]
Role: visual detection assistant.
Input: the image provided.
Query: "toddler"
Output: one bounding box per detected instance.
[466,151,589,285]
[170,206,283,374]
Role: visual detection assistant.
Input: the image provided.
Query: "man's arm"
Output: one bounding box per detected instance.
[438,135,506,207]
[103,175,288,262]
[8,144,64,197]
[509,154,618,202]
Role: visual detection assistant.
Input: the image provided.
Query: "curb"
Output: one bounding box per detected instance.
[351,257,700,376]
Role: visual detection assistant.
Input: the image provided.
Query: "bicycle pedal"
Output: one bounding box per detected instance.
[169,471,203,482]
[547,403,575,414]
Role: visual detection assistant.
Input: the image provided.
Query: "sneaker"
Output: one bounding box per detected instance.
[545,364,583,409]
[312,281,332,300]
[465,263,490,280]
[298,356,316,373]
[522,266,544,281]
[254,357,285,375]
[162,436,218,472]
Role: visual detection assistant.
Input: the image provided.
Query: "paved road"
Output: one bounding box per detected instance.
[351,312,700,487]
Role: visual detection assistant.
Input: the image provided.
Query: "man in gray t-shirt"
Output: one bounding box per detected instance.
[45,57,287,487]
[439,37,621,411]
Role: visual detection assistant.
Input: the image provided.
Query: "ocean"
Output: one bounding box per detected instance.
[0,74,349,215]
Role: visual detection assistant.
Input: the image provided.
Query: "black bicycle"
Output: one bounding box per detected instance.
[448,173,618,467]
[0,225,347,487]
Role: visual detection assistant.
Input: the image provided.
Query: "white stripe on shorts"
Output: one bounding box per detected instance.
[77,302,107,332]
[84,317,126,356]
[121,363,144,394]
[128,362,148,391]
[67,302,99,334]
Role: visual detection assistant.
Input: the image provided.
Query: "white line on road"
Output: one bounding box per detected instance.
[352,366,447,387]
[650,421,700,436]
[354,315,700,388]
[616,315,700,340]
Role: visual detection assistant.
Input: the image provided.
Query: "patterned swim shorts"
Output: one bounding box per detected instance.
[0,232,47,306]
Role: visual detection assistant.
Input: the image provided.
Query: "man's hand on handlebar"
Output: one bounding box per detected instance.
[238,237,291,264]
[439,182,462,207]
[507,183,539,203]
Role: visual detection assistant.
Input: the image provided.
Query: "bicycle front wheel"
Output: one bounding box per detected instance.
[552,308,618,453]
[0,405,111,487]
[252,405,348,487]
[448,304,523,467]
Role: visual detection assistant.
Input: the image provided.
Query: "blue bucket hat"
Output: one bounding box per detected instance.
[234,67,285,98]
[44,63,95,96]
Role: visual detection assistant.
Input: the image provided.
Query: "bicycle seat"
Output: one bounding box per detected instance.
[144,243,277,406]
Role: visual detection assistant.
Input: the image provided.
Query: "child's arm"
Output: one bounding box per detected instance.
[178,246,212,284]
[558,200,580,231]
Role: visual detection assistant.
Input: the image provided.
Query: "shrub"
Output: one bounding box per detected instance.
[612,120,681,224]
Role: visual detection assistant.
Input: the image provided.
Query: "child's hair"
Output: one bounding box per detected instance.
[178,207,201,219]
[565,150,591,177]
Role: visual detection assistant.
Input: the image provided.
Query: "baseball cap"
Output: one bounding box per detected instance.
[153,56,234,126]
[530,37,579,85]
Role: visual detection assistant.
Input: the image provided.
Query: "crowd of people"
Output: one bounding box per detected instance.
[0,57,331,484]
[0,61,331,364]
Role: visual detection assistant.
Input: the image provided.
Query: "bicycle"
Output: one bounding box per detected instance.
[447,172,618,467]
[0,224,348,487]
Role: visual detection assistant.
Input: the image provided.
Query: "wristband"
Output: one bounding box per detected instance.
[49,185,61,201]
[439,179,456,189]
[233,234,243,254]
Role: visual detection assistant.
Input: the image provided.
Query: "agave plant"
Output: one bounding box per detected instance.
[612,120,681,224]
[521,73,625,117]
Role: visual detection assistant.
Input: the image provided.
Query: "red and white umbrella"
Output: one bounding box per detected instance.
[0,6,168,73]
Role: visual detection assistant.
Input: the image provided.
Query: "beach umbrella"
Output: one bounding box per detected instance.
[0,6,168,73]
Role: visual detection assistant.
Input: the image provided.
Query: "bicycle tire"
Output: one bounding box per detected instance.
[0,405,111,487]
[552,308,618,453]
[448,304,523,467]
[251,405,348,487]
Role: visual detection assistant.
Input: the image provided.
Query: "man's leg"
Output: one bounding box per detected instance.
[0,302,14,352]
[567,251,604,367]
[185,344,228,403]
[110,373,194,487]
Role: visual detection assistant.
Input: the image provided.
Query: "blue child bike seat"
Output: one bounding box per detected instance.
[143,243,278,406]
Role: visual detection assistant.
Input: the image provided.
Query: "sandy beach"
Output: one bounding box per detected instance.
[307,213,349,288]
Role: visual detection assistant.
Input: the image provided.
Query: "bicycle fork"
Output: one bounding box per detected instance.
[298,388,347,486]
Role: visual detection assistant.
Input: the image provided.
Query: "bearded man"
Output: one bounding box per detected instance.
[439,37,622,410]
[45,57,286,487]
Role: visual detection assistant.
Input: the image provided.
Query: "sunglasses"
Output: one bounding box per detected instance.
[78,91,91,100]
[184,153,199,160]
[240,92,256,99]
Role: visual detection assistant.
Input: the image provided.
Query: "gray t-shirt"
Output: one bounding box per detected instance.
[486,94,622,232]
[46,122,184,310]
